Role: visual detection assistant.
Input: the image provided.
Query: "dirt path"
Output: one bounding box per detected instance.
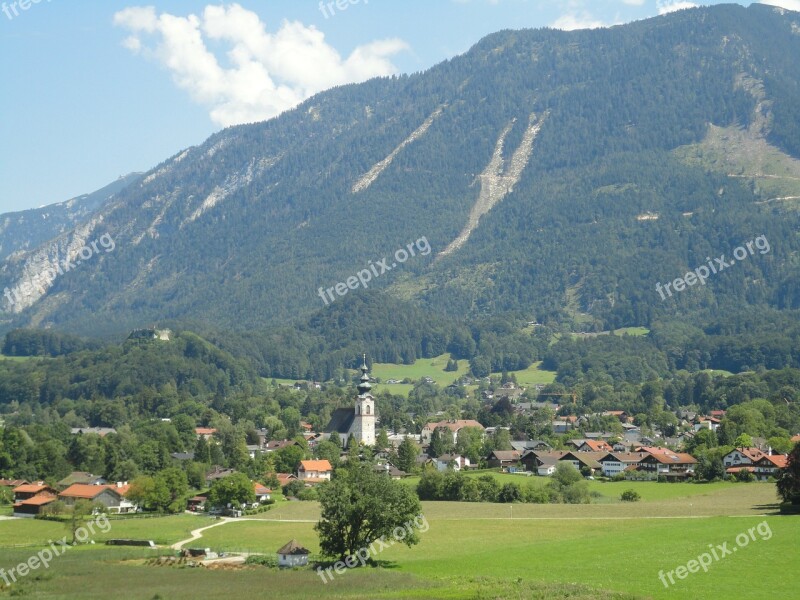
[171,517,232,550]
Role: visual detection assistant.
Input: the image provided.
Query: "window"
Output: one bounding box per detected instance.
[366,405,371,415]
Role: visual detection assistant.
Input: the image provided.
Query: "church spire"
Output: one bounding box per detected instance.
[357,354,372,395]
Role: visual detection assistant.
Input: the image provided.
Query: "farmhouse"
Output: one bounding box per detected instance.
[323,358,376,446]
[520,450,568,475]
[723,447,768,468]
[559,451,604,474]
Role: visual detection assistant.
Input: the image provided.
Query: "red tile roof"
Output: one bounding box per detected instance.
[16,493,57,506]
[60,484,121,500]
[580,440,613,452]
[299,460,332,472]
[13,483,51,494]
[195,427,217,436]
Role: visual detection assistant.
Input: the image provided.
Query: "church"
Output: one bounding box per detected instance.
[323,356,376,446]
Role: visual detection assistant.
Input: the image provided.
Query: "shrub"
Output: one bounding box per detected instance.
[620,489,641,502]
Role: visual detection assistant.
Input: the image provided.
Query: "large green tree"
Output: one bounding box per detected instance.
[315,462,422,561]
[207,472,256,509]
[777,442,800,505]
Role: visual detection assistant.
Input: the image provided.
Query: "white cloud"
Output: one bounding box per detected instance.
[114,4,409,127]
[552,11,606,30]
[759,0,800,11]
[622,0,646,5]
[656,1,699,15]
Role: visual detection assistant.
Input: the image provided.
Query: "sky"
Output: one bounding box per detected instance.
[0,0,797,214]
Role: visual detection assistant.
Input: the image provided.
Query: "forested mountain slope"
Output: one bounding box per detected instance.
[1,4,800,337]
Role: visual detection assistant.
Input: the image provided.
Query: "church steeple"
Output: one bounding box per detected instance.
[352,353,375,445]
[357,354,372,396]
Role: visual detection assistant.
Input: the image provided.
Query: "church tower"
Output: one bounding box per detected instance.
[351,355,375,445]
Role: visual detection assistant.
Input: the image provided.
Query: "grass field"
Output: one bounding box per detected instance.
[1,483,794,599]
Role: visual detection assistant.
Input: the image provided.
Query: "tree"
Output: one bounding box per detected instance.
[734,433,754,448]
[155,467,189,513]
[316,462,422,561]
[777,443,800,505]
[375,428,390,451]
[396,436,419,473]
[208,473,256,509]
[428,429,448,458]
[274,444,305,473]
[498,482,522,503]
[314,440,341,468]
[67,499,97,545]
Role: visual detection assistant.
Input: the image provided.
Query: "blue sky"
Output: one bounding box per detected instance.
[0,0,793,213]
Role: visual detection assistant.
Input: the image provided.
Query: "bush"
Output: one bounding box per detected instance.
[620,489,641,502]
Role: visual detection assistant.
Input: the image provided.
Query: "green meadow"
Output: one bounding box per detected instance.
[1,483,795,599]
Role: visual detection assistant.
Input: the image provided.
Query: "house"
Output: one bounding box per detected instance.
[13,493,57,518]
[70,427,117,437]
[195,427,217,440]
[636,452,697,480]
[254,483,272,503]
[264,439,301,452]
[723,447,768,468]
[433,454,471,472]
[277,540,310,567]
[323,358,376,446]
[602,410,631,423]
[57,472,106,490]
[751,455,788,481]
[520,450,568,475]
[597,452,648,477]
[276,473,297,488]
[421,419,485,445]
[694,417,722,432]
[373,464,406,479]
[13,483,57,503]
[187,495,207,512]
[205,466,236,483]
[171,452,195,461]
[486,450,521,469]
[576,440,614,453]
[59,484,126,513]
[558,451,605,474]
[510,440,552,453]
[246,445,262,459]
[0,479,28,488]
[298,460,333,483]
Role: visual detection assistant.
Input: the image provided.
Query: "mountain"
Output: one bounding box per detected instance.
[3,3,800,338]
[0,174,141,261]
